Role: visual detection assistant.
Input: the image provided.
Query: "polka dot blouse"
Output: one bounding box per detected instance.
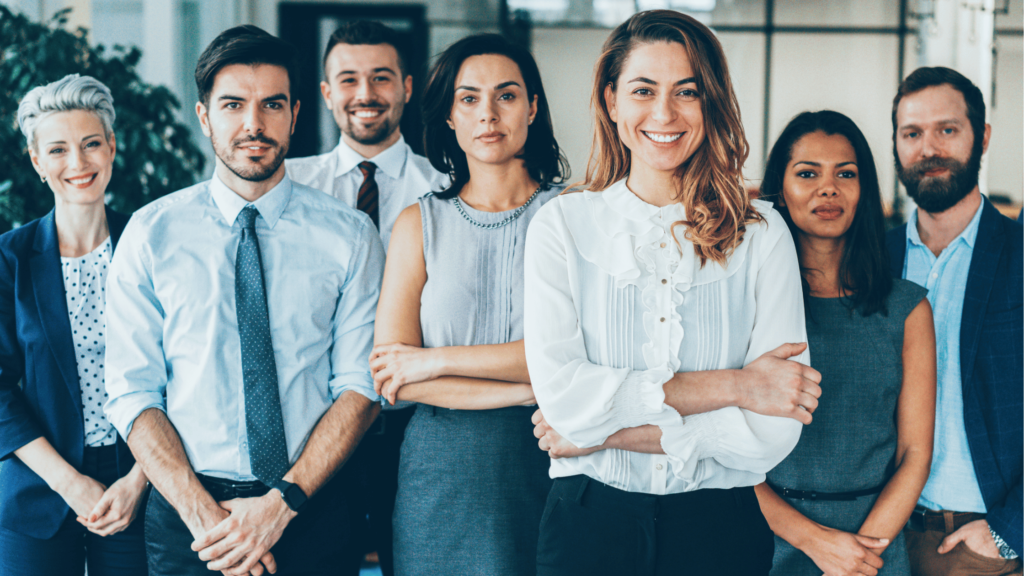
[61,237,116,447]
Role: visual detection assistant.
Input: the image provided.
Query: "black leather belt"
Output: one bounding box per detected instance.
[768,482,885,502]
[196,473,270,500]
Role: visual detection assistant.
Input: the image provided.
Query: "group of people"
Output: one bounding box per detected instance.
[0,8,1018,576]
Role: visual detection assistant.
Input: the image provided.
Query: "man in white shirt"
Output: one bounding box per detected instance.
[284,21,446,576]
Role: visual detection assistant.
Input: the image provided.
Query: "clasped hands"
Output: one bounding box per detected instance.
[370,342,442,404]
[62,466,148,537]
[189,491,297,576]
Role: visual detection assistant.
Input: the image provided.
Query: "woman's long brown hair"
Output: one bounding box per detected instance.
[580,10,761,266]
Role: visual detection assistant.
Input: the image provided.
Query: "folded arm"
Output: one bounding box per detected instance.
[525,203,808,479]
[373,205,529,409]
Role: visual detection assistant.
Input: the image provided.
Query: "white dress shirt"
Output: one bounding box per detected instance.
[285,135,448,253]
[524,179,808,495]
[104,174,384,481]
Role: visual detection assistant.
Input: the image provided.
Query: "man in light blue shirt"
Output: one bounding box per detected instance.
[889,66,1022,576]
[104,26,383,576]
[284,21,446,576]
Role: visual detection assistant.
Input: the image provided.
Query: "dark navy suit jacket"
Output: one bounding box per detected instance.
[0,207,133,539]
[888,197,1023,553]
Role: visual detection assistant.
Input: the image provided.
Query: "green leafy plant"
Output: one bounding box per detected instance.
[0,6,204,231]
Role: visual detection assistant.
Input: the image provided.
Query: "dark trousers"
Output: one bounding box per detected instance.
[0,444,148,576]
[536,475,774,576]
[338,406,414,576]
[145,471,348,576]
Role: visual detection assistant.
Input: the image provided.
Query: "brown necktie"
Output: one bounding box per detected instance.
[357,161,379,229]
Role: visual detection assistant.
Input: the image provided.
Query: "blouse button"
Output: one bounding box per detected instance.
[656,464,664,471]
[661,279,667,285]
[660,242,667,248]
[659,317,665,322]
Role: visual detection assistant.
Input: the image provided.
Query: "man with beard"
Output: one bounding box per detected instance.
[104,26,385,576]
[888,66,1022,576]
[285,20,446,576]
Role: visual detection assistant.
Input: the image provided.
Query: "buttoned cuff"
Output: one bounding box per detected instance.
[659,410,717,482]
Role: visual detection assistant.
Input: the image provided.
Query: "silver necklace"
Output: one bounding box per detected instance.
[451,185,543,230]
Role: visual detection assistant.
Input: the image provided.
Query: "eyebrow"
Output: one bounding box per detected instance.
[455,80,523,92]
[336,67,397,78]
[793,161,858,168]
[43,134,104,146]
[626,76,698,86]
[899,118,963,131]
[217,93,290,103]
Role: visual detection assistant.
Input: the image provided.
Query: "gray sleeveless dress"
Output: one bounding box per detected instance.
[766,279,928,576]
[391,185,561,576]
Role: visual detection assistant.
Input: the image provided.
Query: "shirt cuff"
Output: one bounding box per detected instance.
[329,376,380,403]
[609,368,676,430]
[658,410,718,482]
[108,398,166,440]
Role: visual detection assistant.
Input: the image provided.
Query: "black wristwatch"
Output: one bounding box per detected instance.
[272,480,308,514]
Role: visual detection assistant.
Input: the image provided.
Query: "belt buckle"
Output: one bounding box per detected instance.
[233,481,268,499]
[908,507,928,531]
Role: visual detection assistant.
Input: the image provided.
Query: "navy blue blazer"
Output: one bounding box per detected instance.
[888,197,1023,553]
[0,207,133,539]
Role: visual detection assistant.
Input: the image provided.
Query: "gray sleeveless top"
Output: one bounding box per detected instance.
[419,185,563,349]
[765,279,927,576]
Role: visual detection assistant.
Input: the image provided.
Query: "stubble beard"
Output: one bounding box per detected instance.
[212,133,289,183]
[339,99,404,146]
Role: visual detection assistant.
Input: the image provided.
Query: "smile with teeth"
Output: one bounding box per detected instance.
[643,131,683,143]
[353,109,383,118]
[66,174,97,186]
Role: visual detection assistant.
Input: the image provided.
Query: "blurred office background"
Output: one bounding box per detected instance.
[1,0,1021,216]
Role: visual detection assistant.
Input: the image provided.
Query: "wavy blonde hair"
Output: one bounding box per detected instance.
[580,10,761,266]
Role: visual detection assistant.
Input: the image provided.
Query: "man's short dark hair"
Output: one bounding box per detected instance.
[195,25,301,107]
[892,66,986,167]
[322,20,407,78]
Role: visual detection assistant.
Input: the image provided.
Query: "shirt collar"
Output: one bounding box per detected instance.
[209,171,292,229]
[335,134,409,180]
[603,178,687,223]
[906,198,984,250]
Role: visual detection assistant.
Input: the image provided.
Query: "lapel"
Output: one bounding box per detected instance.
[959,198,1004,397]
[30,210,83,412]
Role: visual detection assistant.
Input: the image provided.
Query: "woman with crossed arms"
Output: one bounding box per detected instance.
[526,10,822,575]
[370,34,568,576]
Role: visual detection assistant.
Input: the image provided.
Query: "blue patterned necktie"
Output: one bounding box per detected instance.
[235,205,289,486]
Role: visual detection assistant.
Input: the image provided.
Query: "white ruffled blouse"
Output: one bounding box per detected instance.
[524,179,808,495]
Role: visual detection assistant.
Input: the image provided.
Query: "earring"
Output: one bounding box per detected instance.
[528,119,533,125]
[40,175,46,183]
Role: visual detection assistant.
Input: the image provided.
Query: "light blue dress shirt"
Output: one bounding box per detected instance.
[903,203,987,513]
[104,174,384,481]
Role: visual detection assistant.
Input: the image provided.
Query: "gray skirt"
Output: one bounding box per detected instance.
[770,493,910,576]
[393,405,553,576]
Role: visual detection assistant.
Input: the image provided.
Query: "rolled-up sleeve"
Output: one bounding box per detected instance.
[658,219,807,480]
[525,202,674,449]
[103,218,168,439]
[327,218,384,403]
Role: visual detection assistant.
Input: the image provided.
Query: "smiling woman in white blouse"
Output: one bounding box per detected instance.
[0,75,147,576]
[524,10,823,576]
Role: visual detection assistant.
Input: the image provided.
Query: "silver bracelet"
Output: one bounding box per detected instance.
[989,527,1019,560]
